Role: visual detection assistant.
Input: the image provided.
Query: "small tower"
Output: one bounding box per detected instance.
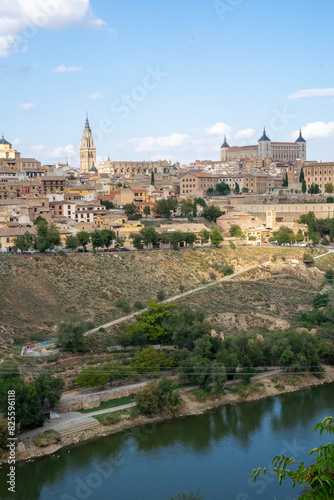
[295,129,306,161]
[220,135,230,161]
[80,115,96,173]
[258,127,271,159]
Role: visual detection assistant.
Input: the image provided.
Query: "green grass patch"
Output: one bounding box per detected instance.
[94,410,125,425]
[78,395,133,413]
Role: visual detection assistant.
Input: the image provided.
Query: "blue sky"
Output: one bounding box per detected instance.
[1,0,334,167]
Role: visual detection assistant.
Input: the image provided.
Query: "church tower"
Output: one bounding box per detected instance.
[258,127,272,159]
[295,129,306,161]
[80,115,96,173]
[220,135,230,161]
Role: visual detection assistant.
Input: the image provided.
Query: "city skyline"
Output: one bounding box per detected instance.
[1,0,334,167]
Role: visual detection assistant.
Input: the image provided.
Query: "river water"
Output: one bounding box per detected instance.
[0,382,333,500]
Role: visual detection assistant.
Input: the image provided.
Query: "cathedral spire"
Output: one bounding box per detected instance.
[85,113,91,131]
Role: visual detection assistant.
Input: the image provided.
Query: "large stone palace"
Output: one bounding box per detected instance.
[220,128,306,162]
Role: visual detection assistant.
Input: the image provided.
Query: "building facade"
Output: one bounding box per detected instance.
[221,128,306,162]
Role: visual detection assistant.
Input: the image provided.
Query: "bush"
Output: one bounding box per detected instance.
[157,290,166,301]
[33,429,61,447]
[221,262,234,276]
[321,238,330,246]
[96,411,122,426]
[229,241,236,250]
[57,250,66,256]
[113,298,131,314]
[133,301,145,310]
[325,268,334,284]
[313,293,329,309]
[303,252,314,262]
[209,271,217,281]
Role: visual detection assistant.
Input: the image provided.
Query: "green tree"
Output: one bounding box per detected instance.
[299,167,305,182]
[140,226,160,247]
[101,229,116,248]
[130,233,143,249]
[273,226,295,244]
[90,229,104,249]
[234,182,240,194]
[34,220,61,252]
[131,348,172,374]
[100,199,115,209]
[76,367,110,388]
[56,318,89,352]
[308,183,320,194]
[283,173,288,187]
[123,203,140,219]
[325,182,334,194]
[302,179,307,193]
[127,301,175,343]
[181,199,194,217]
[193,197,206,208]
[215,182,231,196]
[242,187,249,193]
[206,187,214,196]
[13,231,34,252]
[211,228,223,246]
[151,171,155,186]
[296,229,304,243]
[156,198,178,218]
[229,224,243,237]
[143,205,151,217]
[34,374,65,408]
[250,416,334,499]
[199,229,210,244]
[76,230,90,249]
[65,235,80,250]
[179,355,212,388]
[135,377,181,416]
[203,206,222,222]
[0,380,44,430]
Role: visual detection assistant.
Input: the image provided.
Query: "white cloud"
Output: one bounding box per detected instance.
[233,128,256,140]
[19,102,36,110]
[291,122,334,140]
[288,88,334,100]
[89,92,102,100]
[12,137,22,145]
[52,65,82,73]
[124,133,192,152]
[205,122,232,136]
[0,0,105,57]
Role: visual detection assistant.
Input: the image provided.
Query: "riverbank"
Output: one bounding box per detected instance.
[3,365,333,465]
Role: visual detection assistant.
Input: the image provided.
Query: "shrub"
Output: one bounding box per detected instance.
[113,298,131,314]
[33,429,61,447]
[179,284,185,293]
[313,293,329,309]
[96,411,122,426]
[133,301,145,310]
[221,262,234,276]
[325,268,334,284]
[157,290,166,301]
[209,271,217,281]
[229,241,236,250]
[57,250,66,256]
[34,256,39,261]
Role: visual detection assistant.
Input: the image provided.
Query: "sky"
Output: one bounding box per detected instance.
[1,0,334,168]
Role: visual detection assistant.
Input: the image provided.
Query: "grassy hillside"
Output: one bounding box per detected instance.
[0,247,325,348]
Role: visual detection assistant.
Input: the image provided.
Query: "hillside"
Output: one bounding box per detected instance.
[0,246,324,349]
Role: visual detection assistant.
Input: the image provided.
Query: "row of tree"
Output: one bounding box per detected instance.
[130,226,223,249]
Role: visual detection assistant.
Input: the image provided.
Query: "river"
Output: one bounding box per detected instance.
[0,382,333,500]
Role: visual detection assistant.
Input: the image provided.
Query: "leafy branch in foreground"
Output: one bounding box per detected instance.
[250,416,334,499]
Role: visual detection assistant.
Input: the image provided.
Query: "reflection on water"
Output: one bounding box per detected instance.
[0,382,333,500]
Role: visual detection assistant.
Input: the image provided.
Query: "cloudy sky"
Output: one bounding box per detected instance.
[1,0,334,167]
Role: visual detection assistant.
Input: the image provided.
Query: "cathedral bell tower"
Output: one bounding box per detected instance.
[80,115,96,173]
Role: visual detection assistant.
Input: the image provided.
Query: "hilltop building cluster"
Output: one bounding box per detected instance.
[0,117,331,252]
